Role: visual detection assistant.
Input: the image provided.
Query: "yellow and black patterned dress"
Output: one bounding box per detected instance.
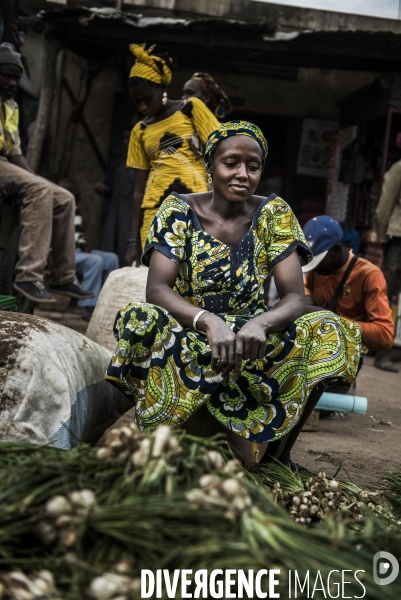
[105,193,361,443]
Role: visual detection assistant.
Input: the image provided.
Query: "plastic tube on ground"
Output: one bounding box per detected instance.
[315,392,368,415]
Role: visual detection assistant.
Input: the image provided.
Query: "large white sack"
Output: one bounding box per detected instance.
[86,266,148,352]
[0,420,48,444]
[0,312,132,448]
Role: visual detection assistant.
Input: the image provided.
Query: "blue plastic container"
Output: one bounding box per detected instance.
[315,391,368,415]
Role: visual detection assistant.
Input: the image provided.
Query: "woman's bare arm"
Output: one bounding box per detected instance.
[125,169,149,266]
[146,249,203,327]
[258,250,307,333]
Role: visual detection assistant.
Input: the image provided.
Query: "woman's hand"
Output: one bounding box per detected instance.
[125,244,141,267]
[199,313,237,379]
[94,182,110,197]
[234,319,267,379]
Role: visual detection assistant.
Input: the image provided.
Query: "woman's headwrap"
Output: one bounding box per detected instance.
[129,44,173,86]
[204,121,268,168]
[191,72,232,119]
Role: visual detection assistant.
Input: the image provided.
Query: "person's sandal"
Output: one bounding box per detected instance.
[373,359,399,373]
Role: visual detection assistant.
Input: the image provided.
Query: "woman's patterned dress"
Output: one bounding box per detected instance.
[105,193,361,443]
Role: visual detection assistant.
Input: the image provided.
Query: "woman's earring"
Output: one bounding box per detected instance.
[208,174,213,189]
[162,91,168,105]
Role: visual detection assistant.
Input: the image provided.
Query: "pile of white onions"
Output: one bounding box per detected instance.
[185,459,252,519]
[1,570,61,600]
[96,424,182,466]
[38,489,96,549]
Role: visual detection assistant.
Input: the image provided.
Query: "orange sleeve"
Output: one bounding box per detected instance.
[304,272,315,297]
[355,270,394,350]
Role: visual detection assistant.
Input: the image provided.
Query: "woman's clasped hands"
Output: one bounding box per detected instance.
[198,312,267,381]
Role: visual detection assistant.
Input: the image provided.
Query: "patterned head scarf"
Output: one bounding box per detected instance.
[129,44,173,86]
[191,72,232,119]
[204,121,268,169]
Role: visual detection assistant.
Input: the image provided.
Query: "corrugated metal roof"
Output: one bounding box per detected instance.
[26,6,275,33]
[21,6,401,73]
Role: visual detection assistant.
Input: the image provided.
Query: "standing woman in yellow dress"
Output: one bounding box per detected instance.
[125,44,220,266]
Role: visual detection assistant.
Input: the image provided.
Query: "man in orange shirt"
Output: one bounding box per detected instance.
[303,216,394,364]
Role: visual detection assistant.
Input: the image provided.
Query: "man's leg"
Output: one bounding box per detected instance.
[374,238,401,372]
[0,162,57,301]
[48,183,76,286]
[0,162,54,284]
[92,250,119,285]
[47,184,94,300]
[75,250,103,308]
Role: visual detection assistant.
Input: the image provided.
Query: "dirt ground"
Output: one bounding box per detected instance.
[36,306,401,488]
[293,354,401,487]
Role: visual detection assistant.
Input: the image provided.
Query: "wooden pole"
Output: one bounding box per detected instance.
[62,78,108,174]
[26,32,62,173]
[57,59,103,180]
[47,49,66,181]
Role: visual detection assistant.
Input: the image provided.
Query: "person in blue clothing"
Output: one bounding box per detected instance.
[59,180,119,321]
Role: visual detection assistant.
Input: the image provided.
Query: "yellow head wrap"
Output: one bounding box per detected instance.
[129,44,173,86]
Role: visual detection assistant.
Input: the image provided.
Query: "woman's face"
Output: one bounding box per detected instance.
[182,79,210,105]
[210,136,263,203]
[129,82,164,117]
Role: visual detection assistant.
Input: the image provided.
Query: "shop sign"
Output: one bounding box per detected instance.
[297,118,338,178]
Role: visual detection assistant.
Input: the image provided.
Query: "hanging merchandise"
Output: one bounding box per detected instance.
[339,139,367,185]
[326,126,357,223]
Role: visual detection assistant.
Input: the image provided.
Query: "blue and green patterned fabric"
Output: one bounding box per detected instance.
[105,193,361,443]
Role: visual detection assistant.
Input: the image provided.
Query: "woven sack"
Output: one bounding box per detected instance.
[0,312,131,448]
[85,266,148,352]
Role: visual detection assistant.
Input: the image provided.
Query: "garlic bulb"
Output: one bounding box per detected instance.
[45,496,73,519]
[223,459,244,478]
[88,569,140,599]
[151,425,172,458]
[69,489,96,510]
[41,489,97,549]
[2,570,61,599]
[206,450,225,470]
[185,472,252,518]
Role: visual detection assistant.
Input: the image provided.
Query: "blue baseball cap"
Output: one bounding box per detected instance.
[302,215,343,273]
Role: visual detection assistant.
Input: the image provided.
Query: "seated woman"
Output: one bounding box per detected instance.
[105,121,361,467]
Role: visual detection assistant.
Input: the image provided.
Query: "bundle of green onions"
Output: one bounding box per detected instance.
[381,467,401,497]
[0,423,400,599]
[249,461,396,527]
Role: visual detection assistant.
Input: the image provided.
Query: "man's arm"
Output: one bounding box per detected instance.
[304,272,324,310]
[376,162,401,244]
[8,154,35,174]
[354,270,394,350]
